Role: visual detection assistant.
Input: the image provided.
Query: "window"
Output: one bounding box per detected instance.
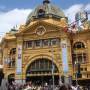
[51,38,59,46]
[24,38,60,48]
[8,58,15,68]
[78,54,83,63]
[35,40,41,47]
[8,48,16,68]
[26,59,58,74]
[85,68,87,71]
[27,41,33,48]
[10,48,16,55]
[83,53,87,63]
[35,61,39,70]
[73,42,85,49]
[43,39,49,46]
[80,68,83,71]
[44,60,48,69]
[25,41,33,48]
[72,53,87,64]
[40,60,44,69]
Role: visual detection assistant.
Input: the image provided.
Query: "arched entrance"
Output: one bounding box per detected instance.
[26,58,59,85]
[8,73,15,84]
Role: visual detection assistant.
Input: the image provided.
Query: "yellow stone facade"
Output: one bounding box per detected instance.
[0,0,90,84]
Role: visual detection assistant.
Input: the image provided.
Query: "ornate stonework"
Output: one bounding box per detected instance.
[0,0,90,84]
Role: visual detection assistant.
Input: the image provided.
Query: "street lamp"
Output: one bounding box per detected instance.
[49,48,55,90]
[74,61,78,86]
[74,60,81,86]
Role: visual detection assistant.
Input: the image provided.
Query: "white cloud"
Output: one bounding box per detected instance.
[64,4,90,23]
[0,8,32,41]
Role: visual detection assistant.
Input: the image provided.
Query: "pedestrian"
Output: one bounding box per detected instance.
[59,84,73,90]
[59,85,68,90]
[7,78,15,90]
[0,73,7,90]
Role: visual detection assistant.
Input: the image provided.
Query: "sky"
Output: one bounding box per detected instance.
[0,0,90,40]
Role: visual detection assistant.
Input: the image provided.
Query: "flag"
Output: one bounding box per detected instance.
[71,24,76,29]
[70,23,78,33]
[63,27,68,32]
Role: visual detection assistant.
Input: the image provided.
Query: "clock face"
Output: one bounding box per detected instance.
[36,26,46,36]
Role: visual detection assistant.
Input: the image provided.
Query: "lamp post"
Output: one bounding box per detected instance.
[51,49,55,90]
[74,60,81,86]
[49,47,55,90]
[74,61,78,86]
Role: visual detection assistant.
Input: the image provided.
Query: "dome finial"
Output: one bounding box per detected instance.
[43,0,50,4]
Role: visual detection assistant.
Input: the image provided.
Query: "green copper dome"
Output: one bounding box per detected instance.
[26,0,65,25]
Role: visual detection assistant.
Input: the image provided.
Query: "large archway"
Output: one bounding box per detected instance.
[26,58,59,85]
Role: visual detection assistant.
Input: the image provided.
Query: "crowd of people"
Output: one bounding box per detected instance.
[0,71,90,90]
[0,77,90,90]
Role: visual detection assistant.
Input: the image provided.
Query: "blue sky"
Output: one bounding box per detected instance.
[0,0,90,10]
[0,0,90,40]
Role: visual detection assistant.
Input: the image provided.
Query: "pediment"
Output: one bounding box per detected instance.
[17,20,67,39]
[22,21,51,34]
[16,20,68,37]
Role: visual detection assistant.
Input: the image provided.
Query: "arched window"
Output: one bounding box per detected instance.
[8,73,15,83]
[26,58,58,74]
[73,42,85,49]
[8,48,16,68]
[8,73,15,79]
[72,53,87,64]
